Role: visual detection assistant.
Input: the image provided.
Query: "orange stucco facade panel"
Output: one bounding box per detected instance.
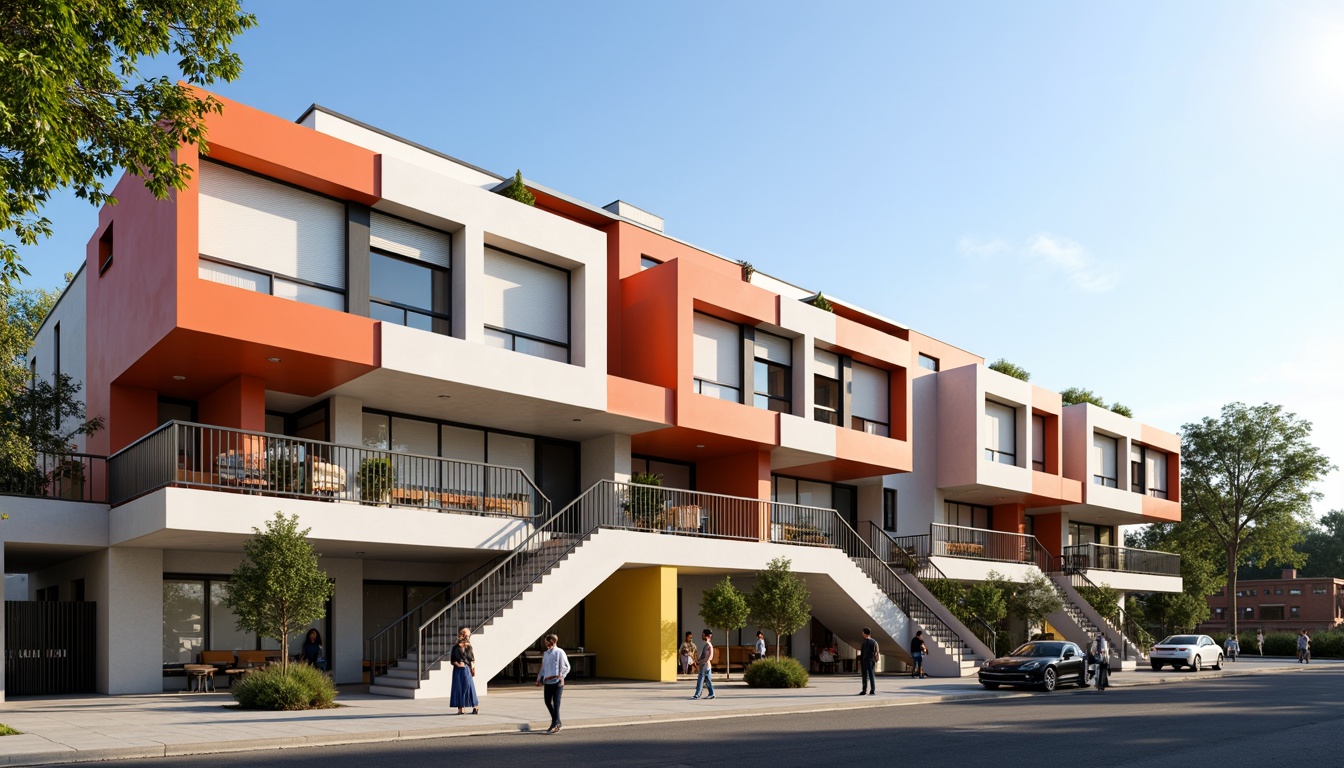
[607,375,672,426]
[1141,495,1182,523]
[1031,471,1083,505]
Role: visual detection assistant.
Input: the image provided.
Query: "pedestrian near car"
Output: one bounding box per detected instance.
[535,633,570,733]
[1256,630,1265,657]
[679,631,697,674]
[858,628,879,695]
[752,630,767,662]
[1225,634,1240,662]
[909,630,928,679]
[692,629,716,699]
[1090,633,1110,692]
[450,627,478,715]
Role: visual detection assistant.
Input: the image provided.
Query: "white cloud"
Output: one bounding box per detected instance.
[959,233,1118,293]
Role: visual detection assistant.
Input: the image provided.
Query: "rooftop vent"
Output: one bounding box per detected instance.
[603,200,663,233]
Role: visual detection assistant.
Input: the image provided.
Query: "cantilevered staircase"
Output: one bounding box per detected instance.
[367,481,987,697]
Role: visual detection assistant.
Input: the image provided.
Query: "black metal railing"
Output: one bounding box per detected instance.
[1058,564,1155,659]
[0,450,106,503]
[931,523,1053,571]
[1061,542,1181,577]
[858,522,976,660]
[366,555,507,678]
[1093,475,1118,488]
[401,481,834,683]
[1147,488,1169,499]
[106,421,549,520]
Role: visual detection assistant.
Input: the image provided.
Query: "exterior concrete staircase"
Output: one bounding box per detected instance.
[1049,572,1148,669]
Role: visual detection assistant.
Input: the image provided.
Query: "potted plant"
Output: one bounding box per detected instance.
[737,260,755,283]
[356,457,395,504]
[626,471,665,529]
[806,293,834,313]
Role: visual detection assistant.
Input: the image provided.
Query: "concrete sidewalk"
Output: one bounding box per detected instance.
[0,658,1331,767]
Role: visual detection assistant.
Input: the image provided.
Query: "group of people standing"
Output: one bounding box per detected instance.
[448,628,572,733]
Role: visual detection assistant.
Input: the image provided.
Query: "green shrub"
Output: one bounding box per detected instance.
[0,723,20,736]
[231,663,337,710]
[1206,630,1343,659]
[743,656,809,688]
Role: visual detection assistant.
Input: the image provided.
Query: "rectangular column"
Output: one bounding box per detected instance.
[102,547,163,694]
[583,566,677,682]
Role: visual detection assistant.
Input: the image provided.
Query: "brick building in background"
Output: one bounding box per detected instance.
[1202,569,1344,633]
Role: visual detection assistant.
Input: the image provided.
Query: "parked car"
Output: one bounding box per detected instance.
[1150,634,1223,671]
[978,641,1090,692]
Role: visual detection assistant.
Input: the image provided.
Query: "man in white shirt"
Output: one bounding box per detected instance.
[1090,634,1110,692]
[535,633,571,733]
[753,630,767,661]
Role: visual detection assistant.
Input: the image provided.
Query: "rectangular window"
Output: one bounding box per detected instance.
[98,222,114,274]
[752,330,792,414]
[692,312,742,402]
[370,252,445,331]
[198,161,346,293]
[640,255,662,270]
[200,258,345,311]
[883,488,897,531]
[850,362,890,437]
[1242,606,1255,620]
[482,247,570,363]
[1092,433,1119,487]
[945,501,991,529]
[1144,447,1169,498]
[1290,606,1300,618]
[1260,605,1284,621]
[1314,587,1328,595]
[1031,414,1046,471]
[918,353,939,371]
[984,400,1016,465]
[813,349,841,425]
[1214,607,1225,619]
[1289,588,1302,595]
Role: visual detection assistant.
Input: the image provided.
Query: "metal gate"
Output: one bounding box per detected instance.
[5,601,97,695]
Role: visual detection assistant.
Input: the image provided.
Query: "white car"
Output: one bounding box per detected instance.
[1150,634,1224,671]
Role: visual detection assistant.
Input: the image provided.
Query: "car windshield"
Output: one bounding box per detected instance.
[1160,635,1199,645]
[1009,642,1065,658]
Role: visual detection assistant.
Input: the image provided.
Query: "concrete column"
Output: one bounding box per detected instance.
[580,433,631,490]
[101,547,163,694]
[584,566,677,682]
[453,225,485,344]
[329,395,363,446]
[324,556,364,685]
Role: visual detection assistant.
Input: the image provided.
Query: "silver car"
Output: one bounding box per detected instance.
[1150,634,1224,671]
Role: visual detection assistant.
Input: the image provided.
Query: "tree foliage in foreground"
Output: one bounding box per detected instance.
[987,359,1030,382]
[224,513,332,673]
[0,1,256,285]
[1179,403,1333,635]
[698,575,749,679]
[748,557,811,660]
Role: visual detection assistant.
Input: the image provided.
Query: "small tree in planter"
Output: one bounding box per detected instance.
[806,293,834,313]
[700,575,750,680]
[748,557,811,661]
[1009,570,1064,640]
[736,259,754,283]
[356,457,395,503]
[501,169,536,206]
[627,471,664,529]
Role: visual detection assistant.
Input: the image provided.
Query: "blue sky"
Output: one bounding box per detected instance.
[20,1,1344,513]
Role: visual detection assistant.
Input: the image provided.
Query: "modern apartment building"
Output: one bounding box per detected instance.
[1202,570,1344,634]
[1,90,1185,699]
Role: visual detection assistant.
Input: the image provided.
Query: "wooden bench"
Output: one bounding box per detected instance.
[943,542,986,557]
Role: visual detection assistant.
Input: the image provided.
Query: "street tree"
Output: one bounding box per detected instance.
[987,359,1030,382]
[1008,571,1063,636]
[224,513,333,673]
[699,576,749,679]
[1181,403,1334,635]
[748,557,812,660]
[1127,522,1223,633]
[0,2,256,285]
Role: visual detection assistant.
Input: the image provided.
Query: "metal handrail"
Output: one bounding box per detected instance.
[0,449,107,503]
[403,481,834,683]
[931,523,1054,571]
[858,522,976,661]
[970,616,999,655]
[1061,542,1181,577]
[365,554,507,675]
[1058,559,1155,659]
[106,421,550,520]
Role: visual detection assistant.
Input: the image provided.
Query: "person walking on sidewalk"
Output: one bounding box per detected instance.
[858,628,879,695]
[1256,629,1265,657]
[535,633,570,733]
[1298,630,1311,663]
[692,629,716,699]
[1090,633,1110,692]
[1224,634,1240,662]
[909,630,928,678]
[752,630,767,662]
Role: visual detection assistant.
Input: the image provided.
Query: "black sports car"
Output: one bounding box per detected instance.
[978,641,1090,692]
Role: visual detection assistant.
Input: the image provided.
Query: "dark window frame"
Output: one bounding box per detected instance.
[199,255,346,307]
[751,329,792,415]
[369,247,451,335]
[882,488,897,531]
[484,244,572,363]
[917,353,939,371]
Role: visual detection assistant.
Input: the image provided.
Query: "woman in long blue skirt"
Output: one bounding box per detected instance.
[449,627,479,714]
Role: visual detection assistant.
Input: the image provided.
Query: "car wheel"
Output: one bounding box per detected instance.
[981,682,1000,690]
[1191,655,1202,672]
[1213,654,1223,670]
[1150,660,1163,671]
[1041,667,1057,692]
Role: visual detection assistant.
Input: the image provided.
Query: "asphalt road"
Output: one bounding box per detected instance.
[79,669,1344,768]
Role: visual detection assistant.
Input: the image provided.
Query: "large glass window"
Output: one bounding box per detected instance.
[1092,433,1119,488]
[945,501,991,529]
[752,330,792,414]
[1031,414,1046,471]
[883,488,897,531]
[814,349,841,425]
[370,251,446,332]
[692,312,742,402]
[200,258,345,311]
[1069,522,1114,546]
[482,247,569,363]
[984,400,1016,465]
[164,578,330,671]
[632,456,693,490]
[850,362,890,437]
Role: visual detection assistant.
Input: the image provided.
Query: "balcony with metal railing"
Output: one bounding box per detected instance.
[1061,542,1181,578]
[106,421,549,520]
[0,450,106,503]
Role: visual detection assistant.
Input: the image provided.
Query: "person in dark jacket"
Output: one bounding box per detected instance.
[301,628,326,672]
[909,630,928,678]
[858,628,879,695]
